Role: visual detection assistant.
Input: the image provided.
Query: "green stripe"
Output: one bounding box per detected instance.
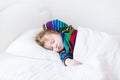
[63,28,74,52]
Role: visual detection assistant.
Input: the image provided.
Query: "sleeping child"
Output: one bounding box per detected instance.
[35,19,82,66]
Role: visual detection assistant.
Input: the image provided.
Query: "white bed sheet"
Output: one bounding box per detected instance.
[0,52,103,80]
[0,27,120,80]
[74,27,120,80]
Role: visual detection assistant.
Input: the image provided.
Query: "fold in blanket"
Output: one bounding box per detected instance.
[74,27,120,80]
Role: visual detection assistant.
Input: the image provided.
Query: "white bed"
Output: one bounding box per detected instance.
[0,2,120,80]
[0,26,120,80]
[0,28,103,80]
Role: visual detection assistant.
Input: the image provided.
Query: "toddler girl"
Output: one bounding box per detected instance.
[35,19,82,66]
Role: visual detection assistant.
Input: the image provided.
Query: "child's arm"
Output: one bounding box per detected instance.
[60,52,82,66]
[64,58,82,66]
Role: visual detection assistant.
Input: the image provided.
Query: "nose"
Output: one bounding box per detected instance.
[52,43,56,48]
[52,44,58,49]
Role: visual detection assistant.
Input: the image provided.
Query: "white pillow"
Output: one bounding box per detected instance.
[6,28,60,61]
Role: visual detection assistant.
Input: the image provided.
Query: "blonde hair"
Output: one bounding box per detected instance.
[35,29,59,48]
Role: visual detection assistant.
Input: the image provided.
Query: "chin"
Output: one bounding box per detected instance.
[57,50,60,53]
[57,49,63,53]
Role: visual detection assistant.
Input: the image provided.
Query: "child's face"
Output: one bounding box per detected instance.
[43,33,64,52]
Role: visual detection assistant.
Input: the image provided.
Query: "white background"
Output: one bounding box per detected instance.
[0,0,120,34]
[0,0,120,51]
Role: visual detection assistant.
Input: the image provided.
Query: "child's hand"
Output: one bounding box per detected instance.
[64,58,83,66]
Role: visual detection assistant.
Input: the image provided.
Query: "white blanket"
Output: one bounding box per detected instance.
[0,53,103,80]
[74,27,120,80]
[0,27,120,80]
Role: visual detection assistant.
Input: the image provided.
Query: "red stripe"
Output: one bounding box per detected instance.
[70,30,77,51]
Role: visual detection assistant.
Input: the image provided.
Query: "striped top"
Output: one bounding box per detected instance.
[43,19,77,64]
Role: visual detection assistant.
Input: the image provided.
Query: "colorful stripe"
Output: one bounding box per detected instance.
[43,19,77,62]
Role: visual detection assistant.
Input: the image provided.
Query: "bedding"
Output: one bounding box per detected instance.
[6,28,59,61]
[0,27,120,80]
[74,27,120,80]
[0,52,103,80]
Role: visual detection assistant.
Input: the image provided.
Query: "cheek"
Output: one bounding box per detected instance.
[60,38,63,43]
[58,36,62,42]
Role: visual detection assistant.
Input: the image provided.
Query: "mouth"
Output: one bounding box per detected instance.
[57,44,61,49]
